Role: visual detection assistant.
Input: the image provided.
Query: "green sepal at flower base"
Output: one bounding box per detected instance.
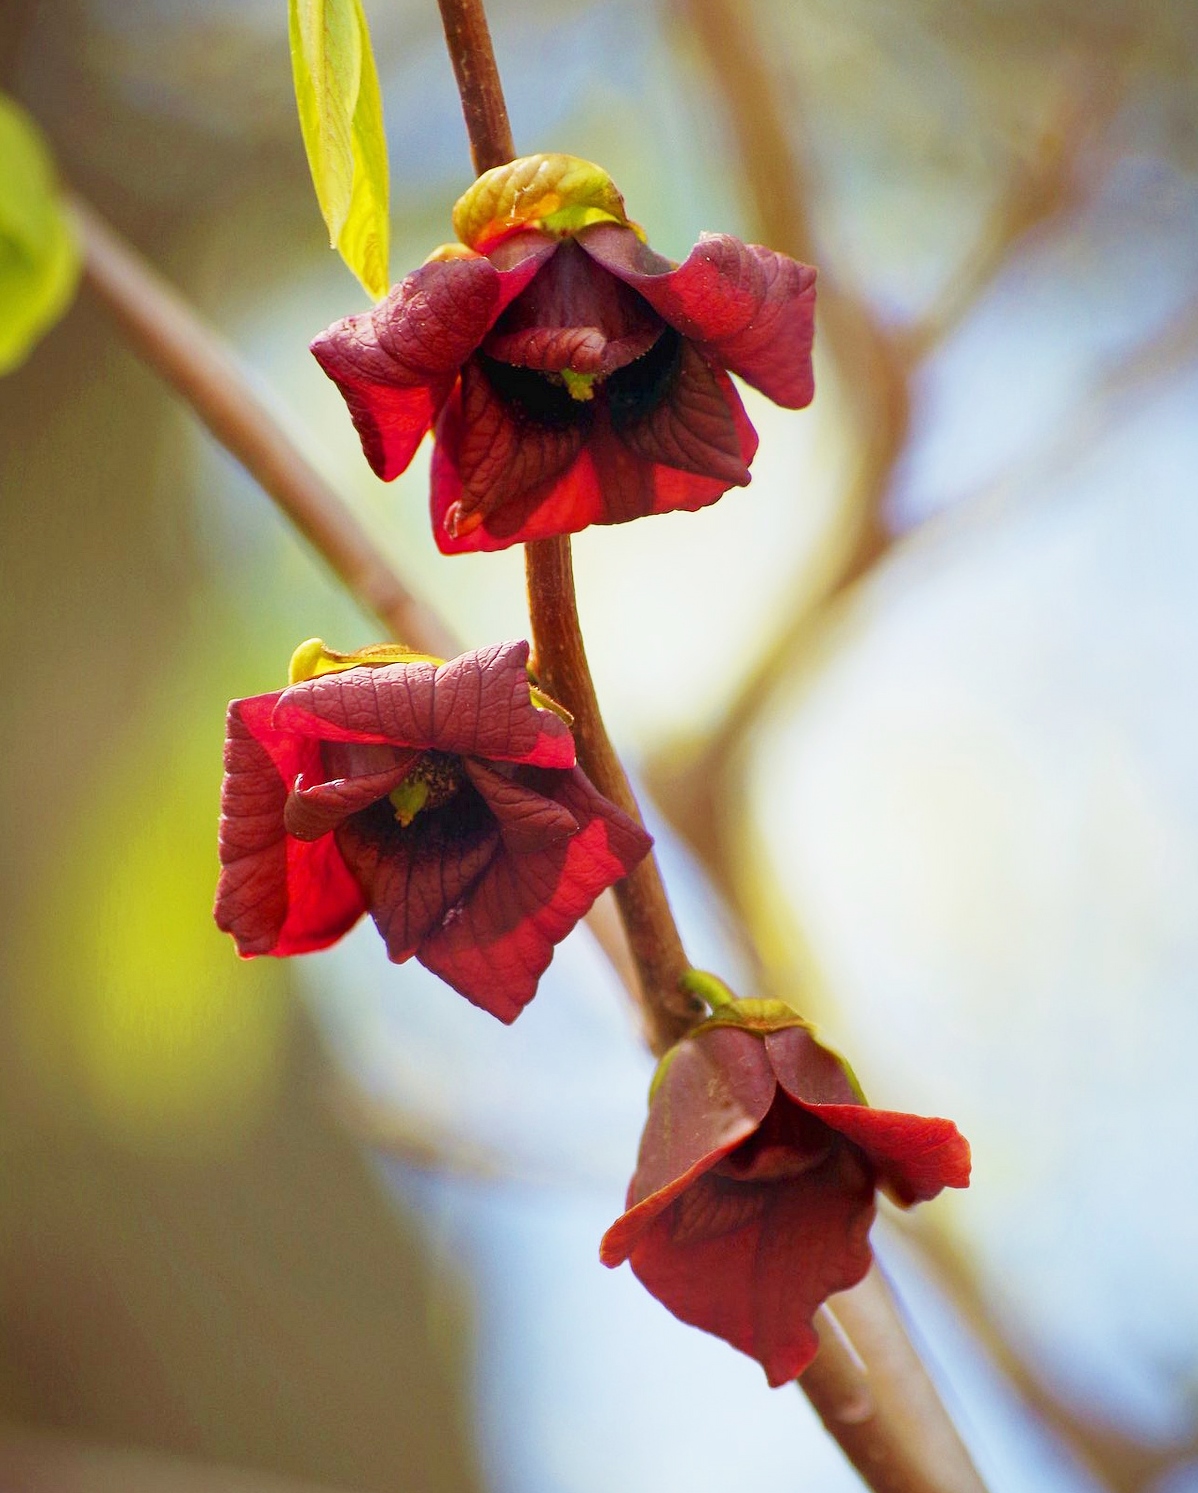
[0,92,81,375]
[287,636,444,684]
[450,153,643,254]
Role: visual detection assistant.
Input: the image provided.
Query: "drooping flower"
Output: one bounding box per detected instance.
[214,638,651,1022]
[600,989,970,1385]
[312,153,816,554]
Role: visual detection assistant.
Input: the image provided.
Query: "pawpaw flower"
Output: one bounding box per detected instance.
[214,638,651,1022]
[600,986,970,1385]
[311,153,816,554]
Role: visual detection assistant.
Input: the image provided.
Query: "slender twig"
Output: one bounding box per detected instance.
[901,1219,1198,1493]
[803,1271,987,1493]
[657,5,1121,913]
[435,0,514,173]
[654,0,909,909]
[69,195,458,660]
[900,57,1126,363]
[434,0,703,1056]
[524,536,700,1055]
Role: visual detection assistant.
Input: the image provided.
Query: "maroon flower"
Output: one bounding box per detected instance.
[600,995,970,1385]
[214,638,652,1022]
[311,153,816,554]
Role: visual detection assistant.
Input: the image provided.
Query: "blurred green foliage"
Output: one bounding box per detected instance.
[0,91,79,374]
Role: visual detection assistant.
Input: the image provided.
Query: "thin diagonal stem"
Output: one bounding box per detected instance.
[523,536,700,1054]
[434,0,703,1054]
[435,0,514,173]
[69,195,457,659]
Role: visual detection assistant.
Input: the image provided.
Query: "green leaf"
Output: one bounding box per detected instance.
[0,93,81,375]
[289,0,390,299]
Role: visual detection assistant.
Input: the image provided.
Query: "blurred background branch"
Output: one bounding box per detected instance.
[650,0,1127,922]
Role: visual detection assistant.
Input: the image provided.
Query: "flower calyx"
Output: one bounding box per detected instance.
[288,636,444,684]
[452,153,641,254]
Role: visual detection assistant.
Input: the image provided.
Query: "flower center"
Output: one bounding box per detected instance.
[713,1096,838,1184]
[388,750,463,827]
[478,325,683,431]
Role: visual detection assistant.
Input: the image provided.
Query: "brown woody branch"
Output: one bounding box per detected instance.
[435,0,703,1056]
[69,195,458,660]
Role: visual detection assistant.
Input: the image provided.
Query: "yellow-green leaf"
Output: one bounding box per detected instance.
[0,93,81,375]
[288,0,390,299]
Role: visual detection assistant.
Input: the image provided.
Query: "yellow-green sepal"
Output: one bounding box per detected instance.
[0,92,81,375]
[647,1041,684,1106]
[690,993,868,1104]
[452,153,641,252]
[527,683,574,727]
[288,0,390,299]
[287,637,444,685]
[692,997,813,1037]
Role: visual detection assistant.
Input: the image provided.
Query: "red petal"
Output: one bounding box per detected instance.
[483,323,658,375]
[271,642,575,769]
[463,759,579,853]
[615,341,751,485]
[431,381,758,555]
[804,1104,972,1206]
[580,224,816,409]
[417,766,652,1023]
[600,1025,776,1265]
[444,358,587,531]
[764,1025,864,1106]
[283,757,416,841]
[623,1150,876,1386]
[310,314,450,482]
[482,239,662,375]
[311,235,555,480]
[335,812,501,963]
[764,1026,971,1203]
[214,695,366,956]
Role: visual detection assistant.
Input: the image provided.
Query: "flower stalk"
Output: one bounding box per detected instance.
[434,0,703,1054]
[524,533,702,1054]
[435,0,515,174]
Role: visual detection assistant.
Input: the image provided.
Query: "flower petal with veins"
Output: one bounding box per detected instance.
[215,695,366,955]
[215,641,651,1017]
[602,1005,970,1384]
[272,640,575,768]
[312,154,816,550]
[580,224,817,409]
[419,767,652,1022]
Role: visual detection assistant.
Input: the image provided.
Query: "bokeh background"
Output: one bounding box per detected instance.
[2,0,1198,1489]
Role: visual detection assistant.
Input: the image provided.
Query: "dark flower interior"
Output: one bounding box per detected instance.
[330,747,495,862]
[668,1096,871,1247]
[475,239,687,440]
